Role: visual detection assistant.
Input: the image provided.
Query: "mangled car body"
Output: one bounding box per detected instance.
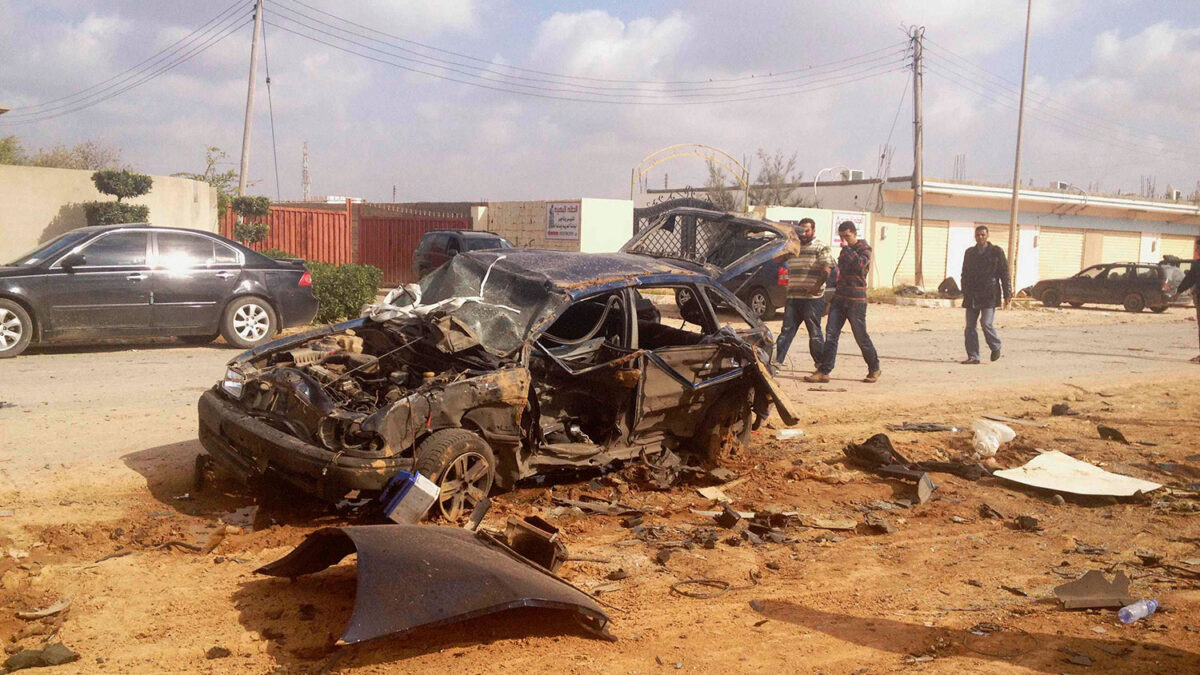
[198,209,798,519]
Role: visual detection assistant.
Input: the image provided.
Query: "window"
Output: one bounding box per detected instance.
[156,232,216,267]
[1134,267,1158,280]
[704,285,758,333]
[637,285,709,349]
[79,232,148,267]
[1076,266,1104,279]
[463,236,510,252]
[213,241,239,264]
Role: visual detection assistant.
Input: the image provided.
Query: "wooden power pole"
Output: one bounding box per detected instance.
[911,26,925,288]
[238,0,264,197]
[1007,0,1033,288]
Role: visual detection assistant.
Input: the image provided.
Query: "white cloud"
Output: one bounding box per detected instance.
[532,10,691,79]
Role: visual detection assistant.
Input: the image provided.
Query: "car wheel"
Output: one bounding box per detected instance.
[1068,301,1084,308]
[0,300,33,358]
[1041,289,1062,308]
[179,333,218,345]
[1150,305,1168,313]
[220,297,277,349]
[1122,293,1145,313]
[414,428,496,522]
[693,387,753,467]
[746,287,775,320]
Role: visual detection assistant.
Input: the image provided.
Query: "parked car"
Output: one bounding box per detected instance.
[412,230,513,280]
[197,248,799,519]
[0,224,318,357]
[1029,262,1183,312]
[621,207,797,320]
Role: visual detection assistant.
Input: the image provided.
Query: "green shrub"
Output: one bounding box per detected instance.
[308,262,382,324]
[83,201,150,226]
[231,195,271,219]
[234,221,269,245]
[258,248,295,259]
[92,169,152,202]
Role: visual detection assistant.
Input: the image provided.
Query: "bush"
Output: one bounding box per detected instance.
[92,169,152,202]
[83,201,150,226]
[308,262,382,324]
[234,221,269,245]
[231,195,271,219]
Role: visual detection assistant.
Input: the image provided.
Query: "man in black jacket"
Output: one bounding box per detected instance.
[960,225,1012,364]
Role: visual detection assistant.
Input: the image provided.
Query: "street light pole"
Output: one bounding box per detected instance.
[1007,0,1033,289]
[237,0,264,197]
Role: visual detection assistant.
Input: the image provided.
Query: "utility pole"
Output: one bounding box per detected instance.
[911,26,925,288]
[237,0,264,196]
[1007,0,1033,289]
[302,141,311,201]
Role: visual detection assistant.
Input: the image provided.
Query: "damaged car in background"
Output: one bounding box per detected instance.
[197,211,798,520]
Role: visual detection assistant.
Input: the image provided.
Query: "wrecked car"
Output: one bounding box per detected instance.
[198,221,798,520]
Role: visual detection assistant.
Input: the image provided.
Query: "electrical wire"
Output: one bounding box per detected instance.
[266,7,906,101]
[0,16,251,126]
[262,20,282,201]
[265,18,906,105]
[282,0,906,88]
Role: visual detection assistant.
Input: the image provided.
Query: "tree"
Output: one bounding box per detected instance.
[704,160,741,211]
[231,195,271,245]
[0,135,27,165]
[172,146,240,213]
[83,169,153,226]
[747,149,812,207]
[29,140,124,170]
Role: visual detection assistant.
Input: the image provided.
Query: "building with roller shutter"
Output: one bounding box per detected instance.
[820,177,1200,291]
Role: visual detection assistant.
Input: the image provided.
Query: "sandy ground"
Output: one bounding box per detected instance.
[1,303,1198,673]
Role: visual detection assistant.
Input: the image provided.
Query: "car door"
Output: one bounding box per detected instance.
[1093,265,1127,303]
[1063,265,1103,302]
[39,230,152,337]
[150,231,243,334]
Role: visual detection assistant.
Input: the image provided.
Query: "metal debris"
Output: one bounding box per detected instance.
[1053,570,1134,609]
[16,598,70,620]
[885,422,960,432]
[1097,424,1129,444]
[993,451,1161,497]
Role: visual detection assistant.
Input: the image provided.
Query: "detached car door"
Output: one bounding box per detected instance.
[41,231,152,337]
[150,231,243,334]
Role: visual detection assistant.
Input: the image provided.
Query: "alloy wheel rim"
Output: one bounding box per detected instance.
[677,288,693,305]
[437,451,491,520]
[0,308,23,351]
[233,304,269,341]
[750,293,767,315]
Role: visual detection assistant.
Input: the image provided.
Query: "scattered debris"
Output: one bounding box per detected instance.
[3,644,79,672]
[696,486,731,503]
[1060,649,1093,667]
[606,569,629,581]
[16,598,70,620]
[971,419,1016,458]
[0,401,15,410]
[885,422,960,433]
[590,582,623,595]
[845,433,986,482]
[1118,599,1159,624]
[774,428,806,440]
[993,451,1162,497]
[551,496,643,517]
[707,467,739,483]
[864,512,897,534]
[654,549,673,565]
[807,386,848,392]
[621,513,645,528]
[1097,424,1130,444]
[1014,516,1041,532]
[950,516,972,524]
[0,509,12,517]
[979,504,1005,519]
[804,516,858,531]
[1050,403,1079,416]
[1001,585,1028,597]
[205,646,232,660]
[917,474,937,504]
[1053,570,1134,609]
[982,413,1047,428]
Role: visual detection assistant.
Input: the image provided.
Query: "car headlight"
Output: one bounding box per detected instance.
[221,368,246,398]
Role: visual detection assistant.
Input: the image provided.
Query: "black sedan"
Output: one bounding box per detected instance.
[0,224,318,357]
[1029,262,1182,313]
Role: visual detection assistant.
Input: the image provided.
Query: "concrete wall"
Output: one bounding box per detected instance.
[483,200,575,252]
[580,198,633,253]
[0,164,217,263]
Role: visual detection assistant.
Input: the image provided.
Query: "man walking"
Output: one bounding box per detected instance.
[806,221,881,383]
[960,225,1012,364]
[776,218,835,368]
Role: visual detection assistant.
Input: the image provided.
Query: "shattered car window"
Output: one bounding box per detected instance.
[625,212,782,269]
[412,253,567,354]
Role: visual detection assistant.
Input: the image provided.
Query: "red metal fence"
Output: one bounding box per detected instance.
[359,215,471,285]
[220,203,354,264]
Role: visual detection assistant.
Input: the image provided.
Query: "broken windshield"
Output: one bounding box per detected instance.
[622,210,787,278]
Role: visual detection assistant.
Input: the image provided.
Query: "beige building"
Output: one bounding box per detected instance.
[473,198,634,253]
[0,164,218,264]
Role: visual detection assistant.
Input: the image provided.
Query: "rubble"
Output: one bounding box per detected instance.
[1053,570,1134,609]
[993,451,1162,497]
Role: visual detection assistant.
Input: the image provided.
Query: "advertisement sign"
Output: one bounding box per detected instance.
[546,202,581,241]
[832,211,866,247]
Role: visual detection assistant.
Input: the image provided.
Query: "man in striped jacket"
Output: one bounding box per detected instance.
[775,218,836,368]
[805,221,881,383]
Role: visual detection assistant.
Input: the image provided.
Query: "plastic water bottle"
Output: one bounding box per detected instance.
[1118,599,1158,624]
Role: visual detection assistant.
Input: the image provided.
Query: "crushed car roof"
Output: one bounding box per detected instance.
[465,248,711,293]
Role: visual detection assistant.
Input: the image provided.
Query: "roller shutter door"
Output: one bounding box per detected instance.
[1038,227,1084,281]
[982,225,1012,258]
[1100,231,1141,264]
[886,221,947,286]
[1161,234,1196,260]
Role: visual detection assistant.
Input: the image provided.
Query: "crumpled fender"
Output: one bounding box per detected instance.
[255,525,614,644]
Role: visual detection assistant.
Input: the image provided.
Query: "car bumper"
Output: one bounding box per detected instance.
[197,388,403,501]
[275,288,319,328]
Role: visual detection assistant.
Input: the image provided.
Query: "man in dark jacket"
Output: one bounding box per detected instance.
[806,221,881,383]
[960,225,1012,364]
[1177,242,1200,363]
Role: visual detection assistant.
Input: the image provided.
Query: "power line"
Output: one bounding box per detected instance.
[283,0,905,87]
[265,7,906,100]
[266,18,906,105]
[262,21,282,201]
[0,16,250,126]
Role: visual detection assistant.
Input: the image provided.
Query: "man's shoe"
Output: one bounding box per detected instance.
[960,358,980,365]
[990,349,1002,362]
[863,370,881,383]
[803,372,830,383]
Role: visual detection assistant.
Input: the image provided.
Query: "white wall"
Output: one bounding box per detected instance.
[1016,224,1040,289]
[580,198,633,253]
[762,206,835,245]
[1140,232,1159,263]
[945,221,976,284]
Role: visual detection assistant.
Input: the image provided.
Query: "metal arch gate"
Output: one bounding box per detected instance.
[633,196,717,235]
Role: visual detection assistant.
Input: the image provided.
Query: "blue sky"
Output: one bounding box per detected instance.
[2,1,1198,203]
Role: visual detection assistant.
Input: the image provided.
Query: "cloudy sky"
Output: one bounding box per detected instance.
[2,0,1198,203]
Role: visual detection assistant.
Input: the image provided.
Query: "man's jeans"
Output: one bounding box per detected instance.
[819,297,879,374]
[965,306,1001,360]
[775,297,825,365]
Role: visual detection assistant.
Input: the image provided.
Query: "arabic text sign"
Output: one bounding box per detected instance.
[832,212,866,247]
[546,202,581,240]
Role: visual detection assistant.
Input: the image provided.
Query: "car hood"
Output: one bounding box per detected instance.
[619,208,795,290]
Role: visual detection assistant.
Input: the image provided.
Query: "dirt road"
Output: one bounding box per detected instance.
[1,305,1198,673]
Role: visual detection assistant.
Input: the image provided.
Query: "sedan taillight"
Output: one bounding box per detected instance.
[777,263,789,286]
[299,271,312,287]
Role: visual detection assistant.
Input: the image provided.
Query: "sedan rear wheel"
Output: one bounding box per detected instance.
[746,287,775,320]
[221,297,277,349]
[414,429,496,522]
[0,300,33,358]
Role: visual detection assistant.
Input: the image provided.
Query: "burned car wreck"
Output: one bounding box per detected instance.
[198,213,798,519]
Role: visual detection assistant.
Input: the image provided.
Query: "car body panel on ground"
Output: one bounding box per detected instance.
[0,224,318,356]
